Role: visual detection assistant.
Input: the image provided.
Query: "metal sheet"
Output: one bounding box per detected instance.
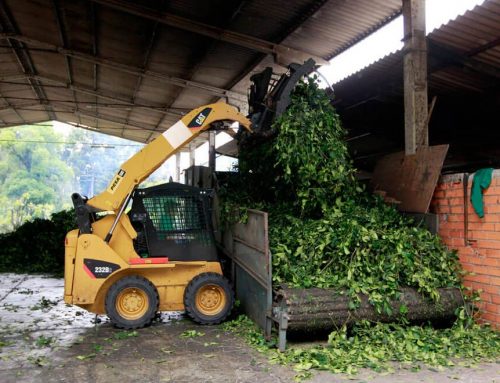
[221,209,272,337]
[371,144,449,213]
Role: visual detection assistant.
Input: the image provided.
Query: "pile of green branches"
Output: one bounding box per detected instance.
[0,210,75,274]
[221,78,461,310]
[221,78,500,377]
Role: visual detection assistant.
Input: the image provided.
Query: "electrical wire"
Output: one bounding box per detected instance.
[0,139,142,147]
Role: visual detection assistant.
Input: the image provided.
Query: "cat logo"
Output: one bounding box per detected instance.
[187,107,212,128]
[195,112,207,126]
[107,169,126,194]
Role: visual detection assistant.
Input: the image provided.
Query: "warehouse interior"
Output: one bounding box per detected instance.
[0,1,500,380]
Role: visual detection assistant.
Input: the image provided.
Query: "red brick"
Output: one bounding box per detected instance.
[480,312,500,324]
[467,222,496,231]
[467,214,484,223]
[446,189,464,198]
[437,205,452,214]
[464,274,491,284]
[484,249,500,258]
[485,304,499,314]
[448,222,468,230]
[467,257,500,267]
[470,231,500,241]
[479,292,492,303]
[490,276,500,287]
[433,190,445,199]
[450,238,468,248]
[467,281,485,291]
[474,240,500,250]
[484,205,500,214]
[491,294,500,305]
[483,214,500,223]
[487,268,500,277]
[456,246,476,256]
[446,214,463,222]
[451,230,465,238]
[448,197,464,206]
[460,254,491,265]
[469,264,500,276]
[483,195,500,205]
[481,284,500,294]
[451,206,464,214]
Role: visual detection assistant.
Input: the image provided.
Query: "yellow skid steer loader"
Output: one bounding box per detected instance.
[64,103,251,328]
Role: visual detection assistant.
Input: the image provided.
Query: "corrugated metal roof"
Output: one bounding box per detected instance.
[334,0,500,106]
[0,0,402,145]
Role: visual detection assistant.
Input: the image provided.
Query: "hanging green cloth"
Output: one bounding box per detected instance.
[471,168,494,218]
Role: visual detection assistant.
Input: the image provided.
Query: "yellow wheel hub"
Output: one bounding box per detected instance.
[116,287,149,320]
[195,284,226,316]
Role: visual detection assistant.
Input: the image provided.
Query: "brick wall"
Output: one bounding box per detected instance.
[430,169,500,328]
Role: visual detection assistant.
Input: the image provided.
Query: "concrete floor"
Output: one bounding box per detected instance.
[0,273,498,383]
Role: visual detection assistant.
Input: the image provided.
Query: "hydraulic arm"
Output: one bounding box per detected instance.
[87,103,251,212]
[71,102,250,239]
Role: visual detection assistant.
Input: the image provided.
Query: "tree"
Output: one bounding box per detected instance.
[0,125,73,231]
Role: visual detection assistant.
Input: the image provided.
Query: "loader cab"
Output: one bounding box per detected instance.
[128,182,218,262]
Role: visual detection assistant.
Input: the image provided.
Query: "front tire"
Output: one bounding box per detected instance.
[184,272,234,325]
[105,275,159,329]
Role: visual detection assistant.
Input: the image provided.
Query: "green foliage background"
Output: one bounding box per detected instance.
[0,210,75,274]
[0,123,140,233]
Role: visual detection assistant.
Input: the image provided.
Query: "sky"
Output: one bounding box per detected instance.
[318,0,486,85]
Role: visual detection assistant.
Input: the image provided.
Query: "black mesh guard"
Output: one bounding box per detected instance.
[129,182,217,261]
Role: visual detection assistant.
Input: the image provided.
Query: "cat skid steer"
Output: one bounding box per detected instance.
[64,103,251,328]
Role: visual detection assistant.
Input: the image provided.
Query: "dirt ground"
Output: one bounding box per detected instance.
[0,273,498,383]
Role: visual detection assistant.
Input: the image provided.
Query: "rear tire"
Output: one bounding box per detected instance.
[105,275,159,329]
[184,272,234,325]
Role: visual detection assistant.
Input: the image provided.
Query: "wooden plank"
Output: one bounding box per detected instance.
[371,144,449,213]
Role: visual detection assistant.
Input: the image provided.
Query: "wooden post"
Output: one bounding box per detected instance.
[403,0,428,155]
[208,131,216,172]
[175,152,181,182]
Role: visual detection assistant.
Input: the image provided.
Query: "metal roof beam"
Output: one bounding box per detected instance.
[0,2,56,121]
[88,1,99,130]
[428,39,500,80]
[88,0,328,66]
[52,0,81,125]
[89,1,98,91]
[123,1,163,137]
[0,33,247,102]
[147,0,248,143]
[0,90,25,123]
[0,73,186,118]
[51,101,158,132]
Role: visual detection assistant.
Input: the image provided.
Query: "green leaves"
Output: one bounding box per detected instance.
[223,78,460,312]
[180,330,205,338]
[113,330,138,340]
[0,209,75,274]
[226,315,500,378]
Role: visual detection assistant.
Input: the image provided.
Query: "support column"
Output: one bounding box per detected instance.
[189,143,196,167]
[175,152,181,182]
[208,131,216,172]
[403,0,428,155]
